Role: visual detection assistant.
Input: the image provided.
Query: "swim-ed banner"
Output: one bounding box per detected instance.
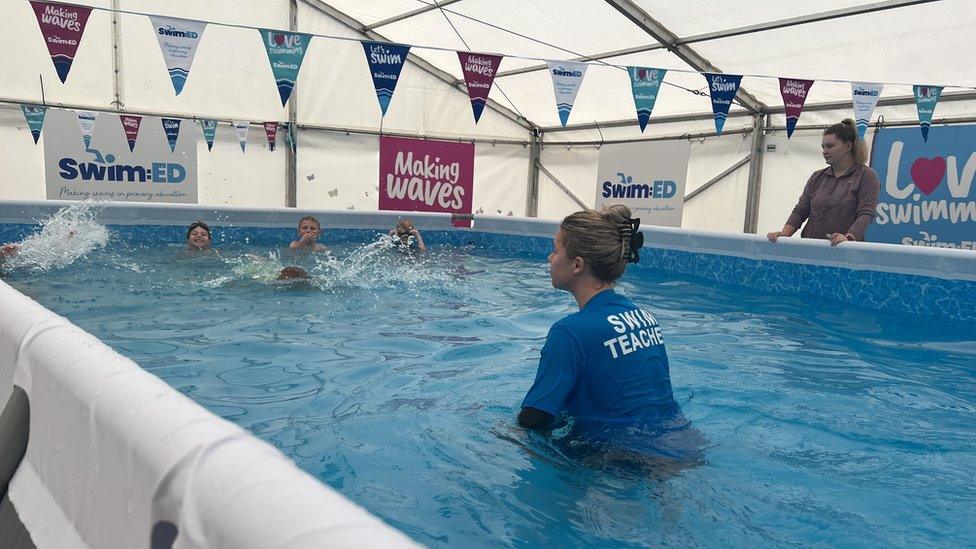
[30,0,92,83]
[149,16,207,95]
[594,140,691,227]
[21,105,48,144]
[378,136,474,227]
[851,82,884,139]
[867,124,976,249]
[232,121,249,152]
[546,60,588,127]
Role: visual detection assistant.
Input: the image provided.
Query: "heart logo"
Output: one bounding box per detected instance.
[274,34,285,46]
[910,156,945,195]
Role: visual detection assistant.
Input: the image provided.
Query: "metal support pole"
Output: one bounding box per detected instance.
[525,129,542,217]
[285,0,298,208]
[742,114,767,234]
[110,0,125,109]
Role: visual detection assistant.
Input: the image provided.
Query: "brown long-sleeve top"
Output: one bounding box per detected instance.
[785,164,881,241]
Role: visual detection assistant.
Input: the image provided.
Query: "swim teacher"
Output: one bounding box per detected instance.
[518,205,680,431]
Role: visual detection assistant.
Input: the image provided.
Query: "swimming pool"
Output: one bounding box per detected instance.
[2,201,975,547]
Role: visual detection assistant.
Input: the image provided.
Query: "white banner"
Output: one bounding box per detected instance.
[546,60,587,127]
[149,16,207,96]
[232,121,249,152]
[594,140,691,227]
[44,109,197,203]
[76,110,97,149]
[851,82,884,139]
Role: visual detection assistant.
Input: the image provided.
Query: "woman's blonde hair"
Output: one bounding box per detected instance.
[560,204,639,283]
[824,118,868,165]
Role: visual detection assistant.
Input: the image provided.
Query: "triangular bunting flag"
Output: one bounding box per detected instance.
[283,122,296,153]
[232,121,249,152]
[546,61,588,127]
[119,115,142,152]
[851,82,884,139]
[457,52,502,124]
[263,122,278,152]
[778,78,814,139]
[627,67,666,133]
[30,1,92,83]
[21,105,47,145]
[161,118,181,153]
[913,85,943,142]
[149,16,207,96]
[200,119,217,151]
[705,73,743,136]
[259,29,312,106]
[361,41,410,116]
[76,110,97,149]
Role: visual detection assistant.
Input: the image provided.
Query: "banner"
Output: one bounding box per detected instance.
[42,109,197,204]
[30,1,92,83]
[457,52,502,124]
[914,85,943,143]
[779,78,814,139]
[704,73,742,136]
[260,29,311,106]
[76,110,97,149]
[119,115,142,152]
[378,136,474,227]
[263,122,278,152]
[851,82,884,139]
[149,16,207,96]
[161,118,182,153]
[627,67,666,133]
[200,119,217,151]
[21,105,47,144]
[232,121,249,152]
[362,41,410,116]
[594,140,691,227]
[867,125,976,249]
[546,61,588,127]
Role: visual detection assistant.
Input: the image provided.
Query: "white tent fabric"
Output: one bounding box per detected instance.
[0,0,973,233]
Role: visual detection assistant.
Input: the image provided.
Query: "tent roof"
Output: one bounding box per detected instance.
[319,0,976,130]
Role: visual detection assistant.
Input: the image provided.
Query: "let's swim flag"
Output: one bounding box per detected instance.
[779,78,814,139]
[149,16,207,96]
[913,85,943,142]
[119,115,142,152]
[161,118,181,152]
[30,1,92,83]
[200,119,217,151]
[21,105,47,144]
[76,110,97,149]
[263,122,278,152]
[260,29,312,106]
[851,82,884,139]
[546,60,588,127]
[232,121,249,152]
[362,41,410,116]
[457,52,502,124]
[627,66,666,132]
[705,73,742,136]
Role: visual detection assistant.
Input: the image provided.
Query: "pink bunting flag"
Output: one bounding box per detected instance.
[30,1,93,83]
[457,52,502,124]
[263,122,278,152]
[778,78,814,139]
[119,115,142,152]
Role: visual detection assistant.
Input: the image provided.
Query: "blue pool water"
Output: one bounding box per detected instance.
[2,218,975,547]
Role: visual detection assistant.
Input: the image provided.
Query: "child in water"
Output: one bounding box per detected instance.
[290,216,328,252]
[389,218,427,253]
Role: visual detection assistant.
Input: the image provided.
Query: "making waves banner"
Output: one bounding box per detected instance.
[594,140,691,227]
[30,0,92,83]
[378,136,475,227]
[149,16,207,95]
[867,125,976,250]
[457,52,502,124]
[779,78,814,139]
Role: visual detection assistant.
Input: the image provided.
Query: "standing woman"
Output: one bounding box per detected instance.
[519,205,681,434]
[768,119,880,246]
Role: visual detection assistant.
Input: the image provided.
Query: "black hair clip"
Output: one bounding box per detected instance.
[626,217,643,263]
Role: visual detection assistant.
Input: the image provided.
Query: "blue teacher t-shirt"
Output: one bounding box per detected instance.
[522,289,678,426]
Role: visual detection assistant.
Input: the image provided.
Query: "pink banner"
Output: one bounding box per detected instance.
[778,78,814,139]
[30,1,92,83]
[457,52,502,124]
[263,121,278,152]
[379,136,474,227]
[119,115,142,152]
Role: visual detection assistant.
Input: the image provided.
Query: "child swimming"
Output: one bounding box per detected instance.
[290,216,328,252]
[389,218,427,253]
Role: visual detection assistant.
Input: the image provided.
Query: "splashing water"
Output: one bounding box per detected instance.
[3,203,109,272]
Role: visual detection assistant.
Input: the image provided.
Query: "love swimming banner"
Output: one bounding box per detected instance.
[30,1,92,84]
[120,115,142,152]
[704,73,742,136]
[149,16,207,96]
[21,105,48,144]
[628,67,666,133]
[362,41,410,117]
[779,78,814,139]
[260,29,312,106]
[547,60,588,127]
[914,85,943,143]
[200,119,217,151]
[161,118,181,153]
[457,52,502,124]
[851,82,884,139]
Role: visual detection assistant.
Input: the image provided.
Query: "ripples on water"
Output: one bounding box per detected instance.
[3,206,974,547]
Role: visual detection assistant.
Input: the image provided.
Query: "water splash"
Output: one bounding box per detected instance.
[3,203,109,272]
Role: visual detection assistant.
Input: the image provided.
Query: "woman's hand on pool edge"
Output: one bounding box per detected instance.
[827,233,854,246]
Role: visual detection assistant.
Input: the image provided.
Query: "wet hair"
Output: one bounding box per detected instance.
[395,218,415,235]
[824,119,868,165]
[559,204,641,283]
[297,216,320,231]
[186,221,211,240]
[276,266,310,280]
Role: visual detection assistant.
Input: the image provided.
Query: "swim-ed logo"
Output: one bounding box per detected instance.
[58,148,186,184]
[158,25,198,39]
[601,172,676,199]
[853,87,880,96]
